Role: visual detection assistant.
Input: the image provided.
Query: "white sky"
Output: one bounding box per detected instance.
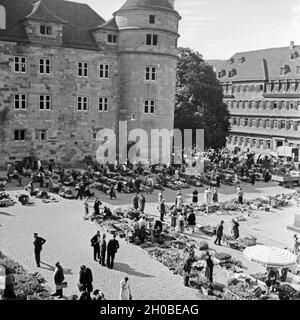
[71,0,299,59]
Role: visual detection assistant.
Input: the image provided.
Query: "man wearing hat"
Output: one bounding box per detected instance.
[33,233,46,267]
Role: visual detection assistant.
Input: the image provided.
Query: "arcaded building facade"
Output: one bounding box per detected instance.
[0,0,180,165]
[210,42,300,154]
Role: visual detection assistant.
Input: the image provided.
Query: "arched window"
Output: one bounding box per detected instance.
[0,5,6,29]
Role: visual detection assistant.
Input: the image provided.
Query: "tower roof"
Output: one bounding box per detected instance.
[115,0,179,15]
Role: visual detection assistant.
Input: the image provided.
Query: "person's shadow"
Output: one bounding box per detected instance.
[0,211,15,217]
[113,262,154,278]
[40,262,73,275]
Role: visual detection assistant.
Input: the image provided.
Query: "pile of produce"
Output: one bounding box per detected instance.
[223,235,257,251]
[0,192,15,207]
[0,251,52,300]
[148,248,188,275]
[223,282,258,300]
[198,225,216,236]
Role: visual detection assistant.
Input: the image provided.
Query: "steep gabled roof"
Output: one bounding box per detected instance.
[92,17,119,31]
[23,0,68,25]
[209,45,300,82]
[0,0,106,50]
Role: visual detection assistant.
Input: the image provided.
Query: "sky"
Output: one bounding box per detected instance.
[71,0,299,59]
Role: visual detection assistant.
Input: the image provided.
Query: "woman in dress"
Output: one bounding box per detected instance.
[119,277,132,300]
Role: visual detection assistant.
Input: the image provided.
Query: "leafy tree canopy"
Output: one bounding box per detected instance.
[175,47,231,149]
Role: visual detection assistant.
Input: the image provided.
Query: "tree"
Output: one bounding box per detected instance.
[175,47,231,149]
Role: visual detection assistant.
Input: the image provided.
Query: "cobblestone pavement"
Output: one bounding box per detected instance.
[0,191,202,300]
[1,183,299,299]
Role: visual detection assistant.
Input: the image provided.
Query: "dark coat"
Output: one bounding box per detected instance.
[107,239,119,254]
[54,266,64,285]
[33,237,46,251]
[205,257,214,282]
[91,234,100,248]
[187,213,196,226]
[79,268,93,285]
[216,224,223,236]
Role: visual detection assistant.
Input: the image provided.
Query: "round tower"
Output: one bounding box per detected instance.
[114,0,181,161]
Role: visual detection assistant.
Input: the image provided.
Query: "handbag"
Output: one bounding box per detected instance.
[62,281,68,289]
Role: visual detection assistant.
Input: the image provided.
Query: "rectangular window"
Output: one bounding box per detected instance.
[14,130,25,141]
[107,34,117,43]
[149,15,155,24]
[14,56,26,73]
[39,95,51,110]
[99,64,109,79]
[36,129,47,141]
[145,66,156,81]
[40,25,52,35]
[99,97,109,112]
[146,34,158,46]
[39,58,51,74]
[78,62,88,77]
[77,96,88,111]
[266,141,271,149]
[14,94,27,110]
[144,100,155,114]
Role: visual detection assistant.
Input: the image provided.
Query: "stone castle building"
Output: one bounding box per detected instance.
[209,42,300,155]
[0,0,181,165]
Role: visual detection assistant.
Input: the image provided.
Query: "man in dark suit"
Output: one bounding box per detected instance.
[91,231,101,261]
[107,233,119,269]
[214,220,224,246]
[33,233,46,267]
[99,234,107,266]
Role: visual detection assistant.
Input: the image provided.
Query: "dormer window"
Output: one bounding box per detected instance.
[238,57,245,63]
[291,51,299,60]
[280,65,290,76]
[228,57,234,64]
[218,69,226,78]
[40,25,52,36]
[107,34,117,44]
[228,69,237,77]
[149,15,155,24]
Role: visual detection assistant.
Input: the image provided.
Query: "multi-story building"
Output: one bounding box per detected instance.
[209,42,300,155]
[0,0,181,165]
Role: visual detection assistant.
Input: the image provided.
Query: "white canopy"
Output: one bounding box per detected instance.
[243,245,297,268]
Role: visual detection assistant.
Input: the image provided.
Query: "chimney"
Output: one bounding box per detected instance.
[168,0,175,8]
[290,41,295,50]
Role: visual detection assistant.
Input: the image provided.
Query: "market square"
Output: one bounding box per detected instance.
[1,0,300,302]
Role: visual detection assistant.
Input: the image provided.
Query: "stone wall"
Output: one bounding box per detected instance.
[0,41,119,165]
